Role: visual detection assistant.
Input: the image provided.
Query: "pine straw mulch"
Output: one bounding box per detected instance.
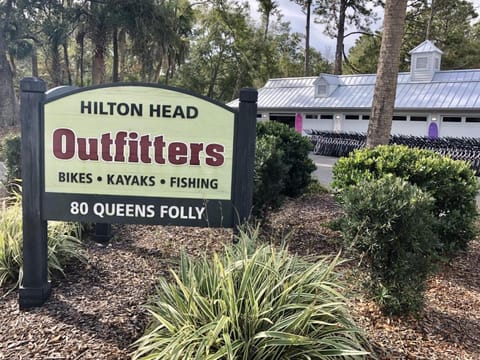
[1,193,479,359]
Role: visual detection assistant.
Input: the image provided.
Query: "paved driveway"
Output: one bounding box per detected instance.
[310,154,480,207]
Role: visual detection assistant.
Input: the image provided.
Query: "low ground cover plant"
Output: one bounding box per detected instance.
[133,228,369,359]
[0,192,86,289]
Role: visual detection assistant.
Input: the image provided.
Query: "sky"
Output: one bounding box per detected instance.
[247,0,480,61]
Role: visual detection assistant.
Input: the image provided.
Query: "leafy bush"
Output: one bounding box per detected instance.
[133,228,369,359]
[253,135,289,216]
[0,134,21,189]
[333,145,479,256]
[253,122,316,215]
[257,121,316,198]
[338,176,438,315]
[0,192,86,289]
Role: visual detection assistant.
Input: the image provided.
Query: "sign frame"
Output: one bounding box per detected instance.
[19,78,257,308]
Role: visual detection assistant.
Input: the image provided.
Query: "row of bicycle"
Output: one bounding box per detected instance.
[305,130,480,175]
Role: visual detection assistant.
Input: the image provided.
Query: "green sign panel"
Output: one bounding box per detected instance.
[42,85,238,227]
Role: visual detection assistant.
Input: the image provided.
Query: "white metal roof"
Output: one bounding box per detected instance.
[227,69,480,112]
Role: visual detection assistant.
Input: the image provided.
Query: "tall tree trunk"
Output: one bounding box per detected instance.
[112,28,119,82]
[50,43,62,86]
[263,13,270,41]
[425,0,436,40]
[304,0,311,76]
[0,26,18,126]
[63,41,72,85]
[366,0,408,147]
[153,55,163,83]
[76,29,85,86]
[32,43,38,77]
[334,0,347,75]
[91,31,107,85]
[207,54,223,98]
[118,29,126,81]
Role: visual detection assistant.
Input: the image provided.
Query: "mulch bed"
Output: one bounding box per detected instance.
[1,193,479,359]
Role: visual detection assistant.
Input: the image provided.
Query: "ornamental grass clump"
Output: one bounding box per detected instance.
[0,192,86,289]
[133,228,369,360]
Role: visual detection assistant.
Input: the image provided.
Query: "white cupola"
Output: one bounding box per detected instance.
[409,40,443,82]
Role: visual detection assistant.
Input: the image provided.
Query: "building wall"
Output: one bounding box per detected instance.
[302,114,335,134]
[263,111,480,138]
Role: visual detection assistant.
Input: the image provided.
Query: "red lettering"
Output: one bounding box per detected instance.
[51,129,226,167]
[154,136,166,164]
[189,143,203,165]
[101,133,113,161]
[114,131,127,162]
[128,132,139,162]
[168,142,188,165]
[140,135,152,163]
[205,144,225,166]
[77,138,99,160]
[52,128,75,160]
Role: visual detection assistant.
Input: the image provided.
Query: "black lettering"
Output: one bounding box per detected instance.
[58,172,92,183]
[150,104,161,117]
[99,102,108,115]
[117,103,130,116]
[116,176,125,185]
[80,101,91,114]
[162,105,171,118]
[172,105,185,118]
[131,103,143,116]
[107,102,116,115]
[187,106,198,119]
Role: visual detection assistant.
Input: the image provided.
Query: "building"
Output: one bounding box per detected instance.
[228,40,480,138]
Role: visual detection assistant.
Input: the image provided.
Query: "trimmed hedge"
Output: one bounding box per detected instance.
[333,145,479,256]
[338,176,438,315]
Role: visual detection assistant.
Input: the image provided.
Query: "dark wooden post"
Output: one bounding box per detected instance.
[94,223,112,243]
[233,88,258,229]
[19,77,51,309]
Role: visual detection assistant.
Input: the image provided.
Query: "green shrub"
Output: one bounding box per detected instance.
[338,176,438,315]
[133,228,369,359]
[333,145,479,256]
[253,122,316,216]
[0,193,86,289]
[1,134,21,189]
[256,121,316,198]
[253,135,289,216]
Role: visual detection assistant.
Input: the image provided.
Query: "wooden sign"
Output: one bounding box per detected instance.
[19,78,257,308]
